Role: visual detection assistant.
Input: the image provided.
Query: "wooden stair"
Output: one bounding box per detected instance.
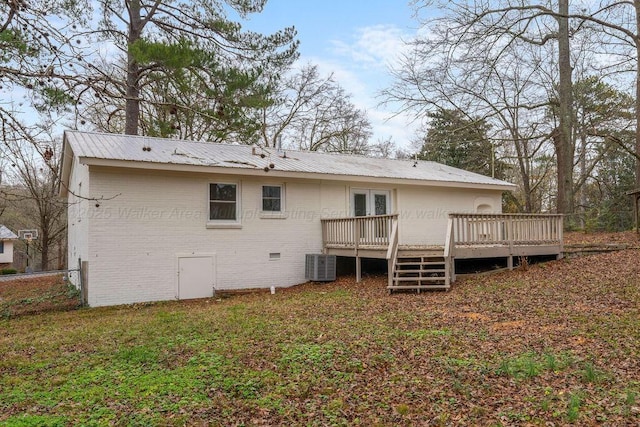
[388,252,451,293]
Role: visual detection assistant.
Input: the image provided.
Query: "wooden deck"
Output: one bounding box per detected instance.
[321,213,564,292]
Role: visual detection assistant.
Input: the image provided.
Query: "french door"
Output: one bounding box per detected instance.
[351,189,390,241]
[352,189,390,217]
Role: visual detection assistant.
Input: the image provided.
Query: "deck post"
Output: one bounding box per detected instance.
[386,219,399,289]
[80,260,89,306]
[444,257,451,287]
[507,256,513,270]
[557,215,565,259]
[444,216,455,284]
[321,220,327,254]
[450,257,456,283]
[354,218,360,251]
[356,256,362,282]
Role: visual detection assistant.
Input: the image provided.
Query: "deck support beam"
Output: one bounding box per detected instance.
[356,256,361,282]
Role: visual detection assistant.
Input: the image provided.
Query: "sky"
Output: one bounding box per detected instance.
[8,1,428,152]
[243,0,425,152]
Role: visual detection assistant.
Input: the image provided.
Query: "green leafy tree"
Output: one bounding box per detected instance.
[82,39,272,142]
[73,0,298,137]
[570,77,635,227]
[582,141,635,231]
[417,108,499,178]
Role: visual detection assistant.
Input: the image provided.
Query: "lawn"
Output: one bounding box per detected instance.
[1,246,639,425]
[0,275,80,319]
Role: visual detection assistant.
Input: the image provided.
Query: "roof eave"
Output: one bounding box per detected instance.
[79,157,516,192]
[59,132,75,197]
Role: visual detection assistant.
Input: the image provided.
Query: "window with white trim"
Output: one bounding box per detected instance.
[209,183,238,221]
[262,185,283,213]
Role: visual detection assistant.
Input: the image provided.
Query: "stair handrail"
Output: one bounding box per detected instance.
[386,217,399,260]
[444,216,455,258]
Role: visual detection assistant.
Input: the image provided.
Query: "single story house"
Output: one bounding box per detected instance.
[60,131,562,307]
[0,225,18,266]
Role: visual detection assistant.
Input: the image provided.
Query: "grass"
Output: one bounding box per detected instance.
[1,247,640,425]
[0,275,80,319]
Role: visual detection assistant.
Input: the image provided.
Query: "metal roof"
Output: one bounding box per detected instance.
[63,131,515,189]
[0,225,18,240]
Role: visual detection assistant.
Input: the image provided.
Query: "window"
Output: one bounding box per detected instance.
[0,241,4,254]
[262,185,282,212]
[209,183,238,221]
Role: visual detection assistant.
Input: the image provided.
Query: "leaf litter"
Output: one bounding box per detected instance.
[0,234,639,425]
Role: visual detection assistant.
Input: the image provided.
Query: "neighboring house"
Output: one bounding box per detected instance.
[60,131,562,307]
[0,225,18,265]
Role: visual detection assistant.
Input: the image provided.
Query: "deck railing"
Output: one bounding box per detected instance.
[322,213,563,249]
[321,214,399,249]
[448,213,564,246]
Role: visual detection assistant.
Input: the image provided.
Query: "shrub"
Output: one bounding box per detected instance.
[1,268,18,275]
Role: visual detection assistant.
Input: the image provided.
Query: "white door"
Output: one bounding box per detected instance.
[351,189,391,241]
[351,189,390,217]
[178,255,215,300]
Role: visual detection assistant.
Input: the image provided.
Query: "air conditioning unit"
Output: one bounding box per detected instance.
[305,254,336,281]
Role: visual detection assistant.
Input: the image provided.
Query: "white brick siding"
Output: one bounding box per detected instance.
[68,166,504,307]
[397,187,502,246]
[66,157,90,287]
[0,240,14,264]
[83,168,337,306]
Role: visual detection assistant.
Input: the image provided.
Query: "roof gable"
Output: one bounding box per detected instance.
[0,225,18,240]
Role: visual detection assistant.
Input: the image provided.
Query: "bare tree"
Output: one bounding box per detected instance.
[259,64,372,153]
[0,117,66,270]
[568,1,640,187]
[386,1,592,217]
[384,4,557,212]
[0,0,87,142]
[369,137,398,158]
[556,0,574,215]
[570,77,635,226]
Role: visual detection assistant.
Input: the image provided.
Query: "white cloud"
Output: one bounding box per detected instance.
[329,24,410,70]
[306,57,369,97]
[368,108,418,145]
[305,57,418,148]
[296,25,420,151]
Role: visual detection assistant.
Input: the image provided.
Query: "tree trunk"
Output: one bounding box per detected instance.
[125,0,142,135]
[40,230,49,271]
[513,134,534,212]
[578,132,587,228]
[556,0,574,221]
[515,150,533,212]
[635,1,640,187]
[58,239,65,270]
